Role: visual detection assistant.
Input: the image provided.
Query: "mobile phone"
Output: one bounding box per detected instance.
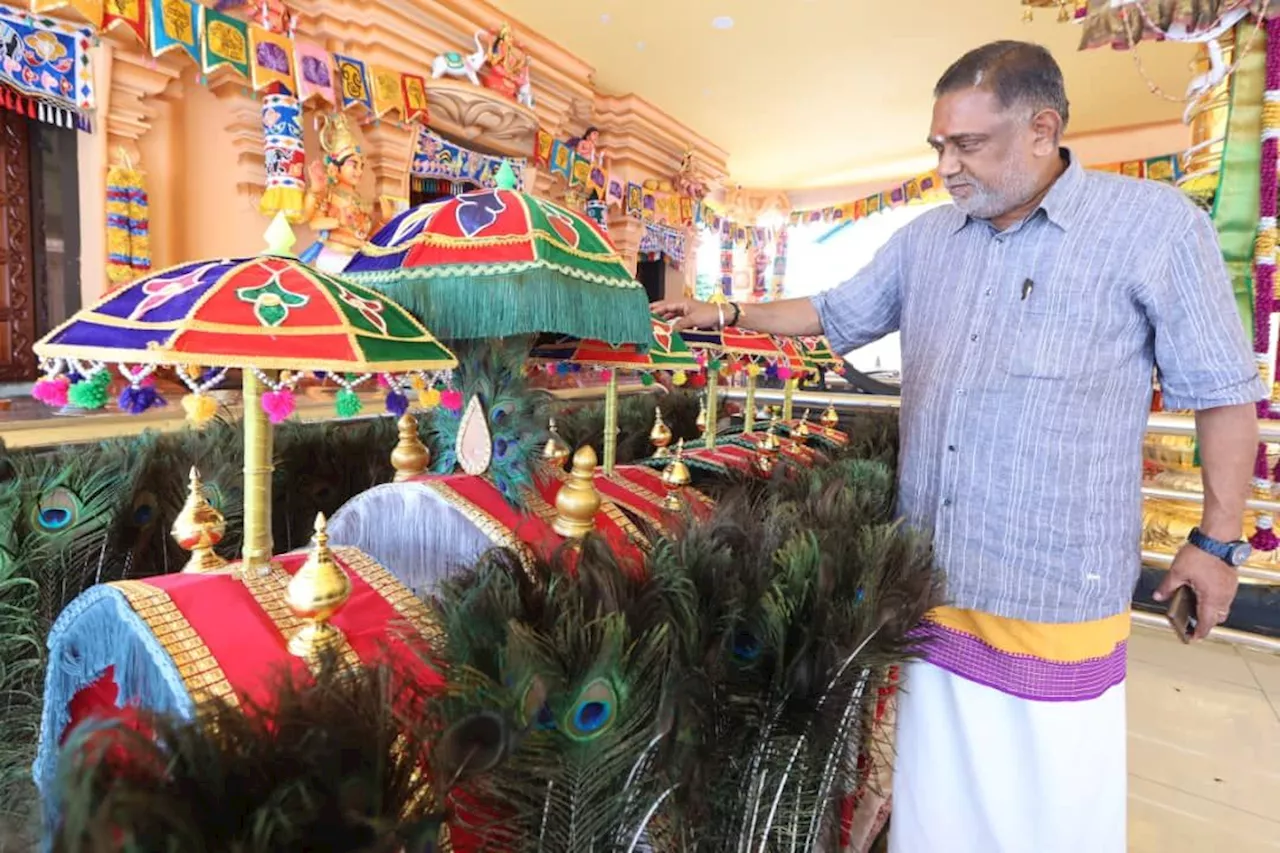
[1166,585,1198,644]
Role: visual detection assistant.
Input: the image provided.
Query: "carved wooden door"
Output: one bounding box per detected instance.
[0,108,37,381]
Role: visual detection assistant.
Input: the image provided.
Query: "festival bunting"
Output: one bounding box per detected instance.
[248,24,294,92]
[625,183,642,218]
[201,7,250,78]
[411,127,526,190]
[104,0,147,42]
[549,139,572,180]
[401,73,428,123]
[333,53,371,110]
[293,40,335,104]
[148,0,201,63]
[32,0,104,26]
[0,6,97,117]
[533,129,553,167]
[368,64,403,118]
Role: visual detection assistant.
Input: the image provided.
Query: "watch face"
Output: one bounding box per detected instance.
[1228,542,1252,566]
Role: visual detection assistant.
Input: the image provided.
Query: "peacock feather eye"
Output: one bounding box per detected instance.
[731,629,762,663]
[562,677,617,741]
[130,490,158,527]
[202,482,226,513]
[32,486,81,532]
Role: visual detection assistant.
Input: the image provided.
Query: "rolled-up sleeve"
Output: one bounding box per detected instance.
[808,229,906,356]
[1142,208,1266,411]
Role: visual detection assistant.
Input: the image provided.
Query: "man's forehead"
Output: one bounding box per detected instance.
[931,89,1005,138]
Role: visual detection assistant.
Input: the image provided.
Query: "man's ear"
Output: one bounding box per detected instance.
[1029,109,1063,156]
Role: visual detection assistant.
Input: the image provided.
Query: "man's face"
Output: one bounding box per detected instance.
[929,88,1046,220]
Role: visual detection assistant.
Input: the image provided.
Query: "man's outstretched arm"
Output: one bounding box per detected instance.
[651,297,823,335]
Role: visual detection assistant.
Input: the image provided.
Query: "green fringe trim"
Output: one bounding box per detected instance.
[354,270,653,346]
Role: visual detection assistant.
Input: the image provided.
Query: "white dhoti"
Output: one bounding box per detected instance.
[889,658,1127,853]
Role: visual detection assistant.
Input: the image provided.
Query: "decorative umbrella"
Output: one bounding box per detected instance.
[343,163,652,346]
[679,326,790,446]
[529,314,700,473]
[31,215,457,577]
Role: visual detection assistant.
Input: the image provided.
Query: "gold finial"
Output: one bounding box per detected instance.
[794,407,810,439]
[695,396,708,434]
[661,438,692,511]
[821,401,839,429]
[761,415,781,452]
[542,417,571,467]
[650,406,673,457]
[285,513,353,660]
[172,467,228,574]
[553,446,601,538]
[391,412,430,482]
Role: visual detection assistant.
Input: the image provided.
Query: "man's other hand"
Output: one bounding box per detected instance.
[651,299,722,331]
[1153,544,1240,640]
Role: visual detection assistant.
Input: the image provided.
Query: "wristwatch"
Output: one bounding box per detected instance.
[1187,527,1252,567]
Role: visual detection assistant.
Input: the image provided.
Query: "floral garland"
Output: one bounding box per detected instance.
[1252,13,1280,550]
[104,159,151,289]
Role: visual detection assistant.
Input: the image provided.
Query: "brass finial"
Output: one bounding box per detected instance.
[695,396,708,434]
[793,408,810,439]
[542,417,571,467]
[285,513,352,660]
[650,406,673,457]
[661,438,692,511]
[553,446,601,538]
[391,412,430,482]
[761,415,781,452]
[821,401,839,429]
[172,467,228,574]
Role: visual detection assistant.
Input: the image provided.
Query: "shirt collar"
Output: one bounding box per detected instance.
[949,147,1083,234]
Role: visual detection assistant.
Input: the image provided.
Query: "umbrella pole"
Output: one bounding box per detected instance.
[603,369,618,475]
[241,369,275,577]
[705,369,719,450]
[783,377,795,422]
[744,372,757,432]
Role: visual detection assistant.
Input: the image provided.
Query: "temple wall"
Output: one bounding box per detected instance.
[35,0,727,305]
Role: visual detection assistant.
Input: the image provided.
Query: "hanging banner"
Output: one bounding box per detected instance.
[625,183,642,218]
[31,0,104,27]
[608,178,624,204]
[200,8,249,78]
[249,24,294,92]
[104,0,147,42]
[0,6,97,115]
[148,0,201,64]
[569,153,589,187]
[333,54,371,110]
[401,73,428,123]
[533,129,553,168]
[368,64,403,118]
[411,127,526,190]
[259,91,306,222]
[293,40,334,104]
[549,139,572,180]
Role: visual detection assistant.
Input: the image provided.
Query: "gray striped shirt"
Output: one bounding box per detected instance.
[811,150,1266,623]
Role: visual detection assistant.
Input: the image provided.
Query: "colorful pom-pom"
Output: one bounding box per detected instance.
[556,363,570,375]
[778,365,793,380]
[765,363,779,380]
[261,387,297,424]
[440,389,464,412]
[67,371,111,410]
[335,388,363,418]
[181,392,219,425]
[32,376,69,407]
[118,384,165,414]
[600,369,614,381]
[672,370,688,386]
[418,387,442,409]
[1251,514,1280,552]
[746,364,762,378]
[640,373,655,386]
[690,373,707,389]
[410,374,426,391]
[376,373,391,389]
[385,389,409,417]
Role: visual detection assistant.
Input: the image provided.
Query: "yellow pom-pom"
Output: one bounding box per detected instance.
[747,364,762,378]
[181,392,219,426]
[410,374,426,391]
[672,370,688,386]
[418,387,442,409]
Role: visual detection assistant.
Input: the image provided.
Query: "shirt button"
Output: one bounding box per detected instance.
[956,388,966,396]
[984,288,992,297]
[948,445,957,452]
[970,333,979,342]
[943,498,953,507]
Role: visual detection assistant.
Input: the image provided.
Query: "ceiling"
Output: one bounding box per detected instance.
[487,0,1200,189]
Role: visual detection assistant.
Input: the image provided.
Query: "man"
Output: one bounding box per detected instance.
[654,41,1262,853]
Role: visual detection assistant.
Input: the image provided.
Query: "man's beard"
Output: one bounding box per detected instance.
[946,166,1041,220]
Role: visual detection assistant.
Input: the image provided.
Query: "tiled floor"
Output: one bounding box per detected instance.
[1127,625,1280,851]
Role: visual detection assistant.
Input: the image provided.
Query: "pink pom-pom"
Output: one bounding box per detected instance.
[440,389,463,412]
[377,373,391,389]
[777,365,793,380]
[32,376,69,407]
[600,369,614,381]
[1251,515,1280,552]
[261,387,297,424]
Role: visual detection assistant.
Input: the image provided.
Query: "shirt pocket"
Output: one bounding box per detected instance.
[1007,283,1091,380]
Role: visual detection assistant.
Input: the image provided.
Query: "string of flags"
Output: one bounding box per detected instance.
[0,6,96,130]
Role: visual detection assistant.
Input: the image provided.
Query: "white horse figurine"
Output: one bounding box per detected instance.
[431,32,485,85]
[516,58,534,109]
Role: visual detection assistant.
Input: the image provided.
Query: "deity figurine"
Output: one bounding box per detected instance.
[479,22,527,100]
[567,126,608,172]
[673,148,709,201]
[299,113,376,274]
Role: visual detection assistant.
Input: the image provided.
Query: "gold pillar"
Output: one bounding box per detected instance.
[1182,31,1235,197]
[240,370,275,575]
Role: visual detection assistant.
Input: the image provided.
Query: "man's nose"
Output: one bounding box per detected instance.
[937,149,961,177]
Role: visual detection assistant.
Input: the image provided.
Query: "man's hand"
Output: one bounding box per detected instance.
[651,299,722,331]
[1153,544,1239,640]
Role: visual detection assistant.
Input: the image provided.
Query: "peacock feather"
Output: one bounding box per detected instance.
[52,659,448,853]
[430,338,550,505]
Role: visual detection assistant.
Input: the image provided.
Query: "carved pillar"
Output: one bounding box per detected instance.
[103,41,182,164]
